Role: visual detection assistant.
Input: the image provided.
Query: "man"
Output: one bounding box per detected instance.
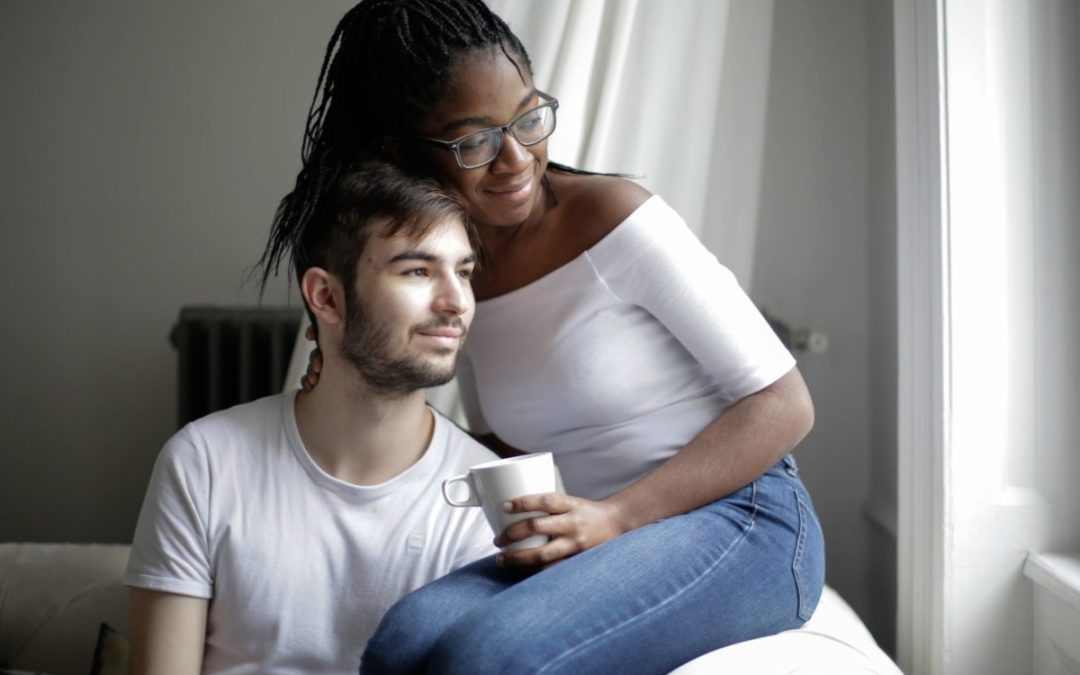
[125,162,498,674]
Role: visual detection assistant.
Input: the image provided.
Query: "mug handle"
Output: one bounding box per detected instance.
[442,474,481,507]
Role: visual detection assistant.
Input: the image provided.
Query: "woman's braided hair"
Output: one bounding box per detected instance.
[256,0,536,292]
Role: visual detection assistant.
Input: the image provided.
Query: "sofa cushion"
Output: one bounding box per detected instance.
[89,623,130,675]
[0,544,130,675]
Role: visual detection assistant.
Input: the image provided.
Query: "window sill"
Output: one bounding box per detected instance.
[1025,551,1080,673]
[1025,552,1080,614]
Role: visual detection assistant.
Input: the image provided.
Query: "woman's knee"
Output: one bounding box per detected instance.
[426,612,530,675]
[362,593,436,673]
[364,559,515,673]
[364,580,482,673]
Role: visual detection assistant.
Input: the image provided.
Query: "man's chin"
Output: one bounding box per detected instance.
[408,351,460,388]
[424,371,456,389]
[424,359,459,385]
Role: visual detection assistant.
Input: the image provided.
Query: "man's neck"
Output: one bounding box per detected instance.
[293,362,434,486]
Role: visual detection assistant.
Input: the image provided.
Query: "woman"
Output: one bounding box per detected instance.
[262,1,825,672]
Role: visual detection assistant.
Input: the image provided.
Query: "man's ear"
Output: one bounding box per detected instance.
[300,267,346,328]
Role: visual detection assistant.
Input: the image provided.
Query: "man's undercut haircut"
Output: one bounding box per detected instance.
[294,160,471,324]
[256,0,600,293]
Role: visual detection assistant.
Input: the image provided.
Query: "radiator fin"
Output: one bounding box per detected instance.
[170,307,302,429]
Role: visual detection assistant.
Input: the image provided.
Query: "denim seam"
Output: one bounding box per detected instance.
[534,481,760,675]
[792,490,811,621]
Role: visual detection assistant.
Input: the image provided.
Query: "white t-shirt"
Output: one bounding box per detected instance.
[124,392,497,674]
[457,196,795,500]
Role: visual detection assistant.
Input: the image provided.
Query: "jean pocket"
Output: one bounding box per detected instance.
[766,453,800,480]
[790,489,822,622]
[707,479,758,532]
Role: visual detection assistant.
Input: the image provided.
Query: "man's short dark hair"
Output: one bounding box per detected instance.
[290,160,474,324]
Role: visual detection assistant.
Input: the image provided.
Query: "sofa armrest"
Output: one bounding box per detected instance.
[0,543,131,675]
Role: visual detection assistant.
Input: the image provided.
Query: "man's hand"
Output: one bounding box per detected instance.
[494,493,629,567]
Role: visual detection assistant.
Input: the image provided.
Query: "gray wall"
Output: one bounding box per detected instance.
[0,1,354,543]
[0,0,898,653]
[752,0,897,654]
[865,0,898,653]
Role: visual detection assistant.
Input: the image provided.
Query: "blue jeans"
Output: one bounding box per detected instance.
[361,455,825,675]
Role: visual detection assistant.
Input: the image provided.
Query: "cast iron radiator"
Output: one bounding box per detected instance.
[170,306,303,429]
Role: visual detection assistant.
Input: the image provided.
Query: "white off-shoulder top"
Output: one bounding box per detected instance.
[457,196,795,500]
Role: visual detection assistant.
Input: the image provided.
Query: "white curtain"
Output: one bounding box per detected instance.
[291,1,778,424]
[487,0,774,286]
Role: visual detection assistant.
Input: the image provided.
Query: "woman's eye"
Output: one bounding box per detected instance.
[459,134,490,152]
[458,267,474,280]
[518,113,542,131]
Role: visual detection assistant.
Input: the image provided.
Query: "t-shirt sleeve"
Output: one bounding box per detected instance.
[124,427,214,598]
[588,197,795,403]
[455,352,491,436]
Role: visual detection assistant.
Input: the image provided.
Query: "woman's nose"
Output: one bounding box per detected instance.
[490,131,532,172]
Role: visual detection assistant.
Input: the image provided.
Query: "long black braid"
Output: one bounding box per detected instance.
[256,0,604,294]
[258,0,542,292]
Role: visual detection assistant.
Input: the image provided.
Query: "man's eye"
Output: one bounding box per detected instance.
[404,268,428,277]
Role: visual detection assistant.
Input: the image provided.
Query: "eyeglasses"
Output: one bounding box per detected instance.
[413,92,559,169]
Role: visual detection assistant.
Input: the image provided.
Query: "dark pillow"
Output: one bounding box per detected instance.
[89,623,130,675]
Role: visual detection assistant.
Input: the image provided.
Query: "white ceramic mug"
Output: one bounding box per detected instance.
[441,452,558,551]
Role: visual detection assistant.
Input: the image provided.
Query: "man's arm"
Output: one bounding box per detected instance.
[130,587,208,675]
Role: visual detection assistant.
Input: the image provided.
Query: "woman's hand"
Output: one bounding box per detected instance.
[494,494,629,568]
[300,325,323,392]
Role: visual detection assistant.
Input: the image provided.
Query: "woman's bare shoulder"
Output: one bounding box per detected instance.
[548,171,652,244]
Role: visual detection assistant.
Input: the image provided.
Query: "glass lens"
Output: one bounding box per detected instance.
[457,129,502,168]
[511,105,555,145]
[452,102,556,168]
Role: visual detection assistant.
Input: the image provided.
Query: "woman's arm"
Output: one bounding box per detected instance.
[497,191,810,567]
[497,367,811,566]
[130,588,208,675]
[609,365,811,530]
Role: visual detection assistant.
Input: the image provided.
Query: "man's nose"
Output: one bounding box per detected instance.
[433,274,470,316]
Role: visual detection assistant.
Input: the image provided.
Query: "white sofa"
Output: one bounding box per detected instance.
[0,543,130,675]
[0,542,901,675]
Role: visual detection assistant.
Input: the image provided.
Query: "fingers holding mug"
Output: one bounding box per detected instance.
[496,494,627,567]
[440,453,560,554]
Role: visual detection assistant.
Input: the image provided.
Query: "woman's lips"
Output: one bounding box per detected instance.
[485,175,534,203]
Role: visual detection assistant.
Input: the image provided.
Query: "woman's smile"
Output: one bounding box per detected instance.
[483,170,535,204]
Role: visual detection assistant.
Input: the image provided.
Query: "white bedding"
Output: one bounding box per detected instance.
[671,585,902,674]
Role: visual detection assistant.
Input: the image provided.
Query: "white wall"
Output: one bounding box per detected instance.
[752,0,897,652]
[0,1,354,542]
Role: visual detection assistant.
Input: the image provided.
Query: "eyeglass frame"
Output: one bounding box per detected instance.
[410,91,559,169]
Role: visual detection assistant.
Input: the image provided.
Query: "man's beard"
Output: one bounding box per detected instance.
[340,293,465,398]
